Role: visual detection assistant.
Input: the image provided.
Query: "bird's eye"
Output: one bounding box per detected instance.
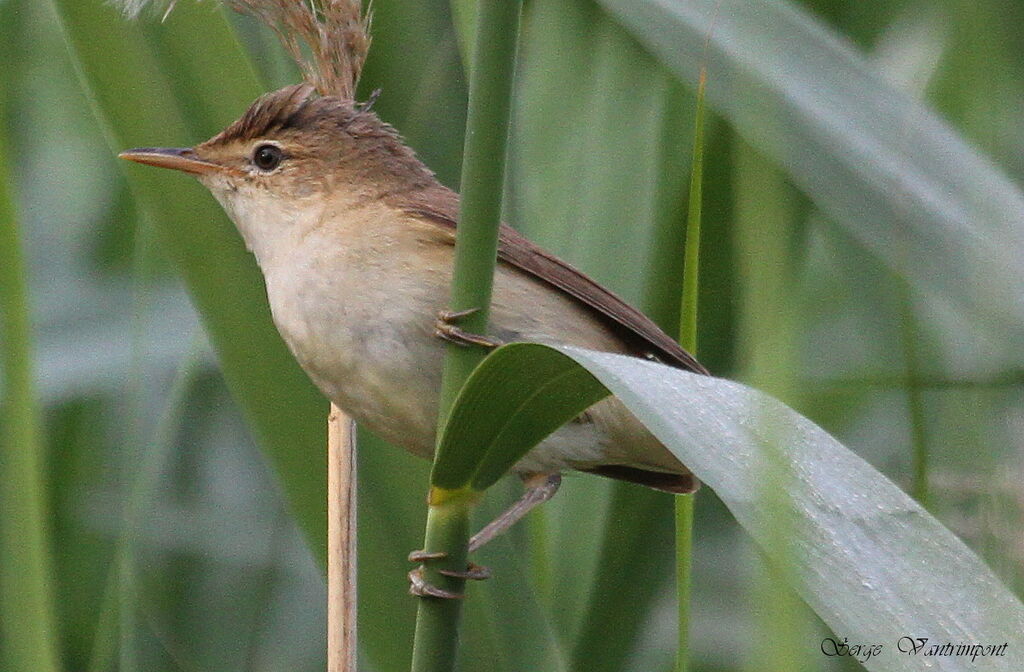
[252,144,283,171]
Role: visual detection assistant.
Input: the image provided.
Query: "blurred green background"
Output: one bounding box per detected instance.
[1,0,1022,670]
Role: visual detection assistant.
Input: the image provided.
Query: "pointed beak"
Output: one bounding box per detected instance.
[118,147,223,176]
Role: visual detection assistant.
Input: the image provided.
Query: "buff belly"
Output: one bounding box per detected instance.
[260,217,685,478]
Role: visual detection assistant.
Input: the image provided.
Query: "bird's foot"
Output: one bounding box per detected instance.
[434,308,503,349]
[407,550,491,600]
[405,475,561,599]
[408,566,463,600]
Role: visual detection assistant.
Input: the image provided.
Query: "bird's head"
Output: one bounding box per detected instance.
[120,84,436,262]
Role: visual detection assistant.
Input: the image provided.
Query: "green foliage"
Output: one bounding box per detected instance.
[412,2,522,669]
[50,0,330,561]
[506,6,696,669]
[5,0,1023,670]
[439,342,1024,671]
[0,115,62,672]
[434,0,521,425]
[601,0,1024,351]
[433,345,608,491]
[675,66,707,672]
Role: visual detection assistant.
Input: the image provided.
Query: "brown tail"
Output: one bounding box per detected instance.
[582,465,699,494]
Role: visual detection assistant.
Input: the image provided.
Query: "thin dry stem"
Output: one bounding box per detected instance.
[327,404,357,672]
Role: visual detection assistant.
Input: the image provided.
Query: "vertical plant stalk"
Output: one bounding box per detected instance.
[899,293,929,508]
[674,67,706,672]
[679,69,706,357]
[328,405,358,672]
[0,156,62,672]
[410,1,521,671]
[435,0,520,412]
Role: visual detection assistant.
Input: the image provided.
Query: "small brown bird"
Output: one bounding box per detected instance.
[120,84,707,568]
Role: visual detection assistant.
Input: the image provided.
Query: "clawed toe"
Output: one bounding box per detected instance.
[408,549,448,563]
[439,562,491,581]
[407,548,491,599]
[438,308,479,323]
[408,566,464,600]
[434,308,503,349]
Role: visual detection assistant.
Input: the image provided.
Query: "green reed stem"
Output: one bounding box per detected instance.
[0,143,62,672]
[434,0,520,421]
[411,1,521,671]
[899,289,930,508]
[679,69,706,356]
[674,68,707,672]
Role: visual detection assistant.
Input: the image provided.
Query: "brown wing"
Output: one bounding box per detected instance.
[398,187,709,375]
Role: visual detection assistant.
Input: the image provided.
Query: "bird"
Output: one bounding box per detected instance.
[120,83,708,595]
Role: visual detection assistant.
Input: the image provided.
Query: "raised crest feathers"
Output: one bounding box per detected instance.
[202,83,315,146]
[118,0,370,99]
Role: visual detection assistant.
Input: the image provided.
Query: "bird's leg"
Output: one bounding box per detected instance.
[469,473,561,551]
[407,473,562,599]
[434,308,504,349]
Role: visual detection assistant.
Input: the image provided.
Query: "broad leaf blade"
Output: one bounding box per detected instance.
[145,1,265,133]
[51,0,329,560]
[442,342,1024,671]
[598,0,1024,353]
[432,344,608,491]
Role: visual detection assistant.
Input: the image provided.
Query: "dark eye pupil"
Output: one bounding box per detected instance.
[253,144,282,170]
